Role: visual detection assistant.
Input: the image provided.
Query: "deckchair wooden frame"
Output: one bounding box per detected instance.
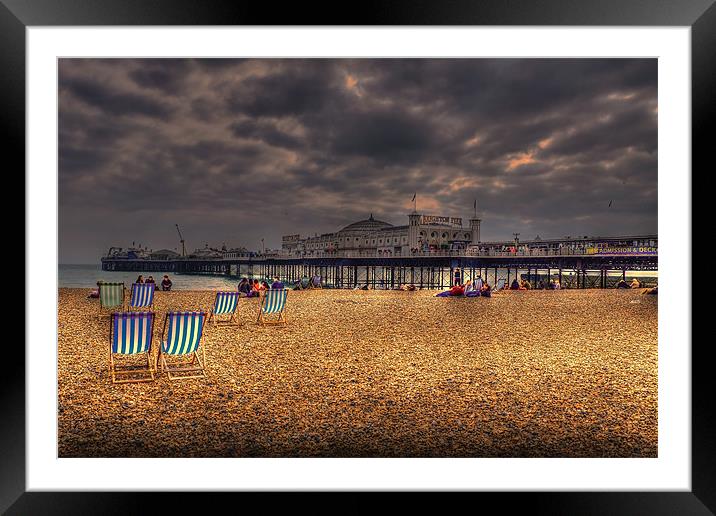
[256,289,288,325]
[108,311,156,384]
[157,312,208,381]
[207,292,241,327]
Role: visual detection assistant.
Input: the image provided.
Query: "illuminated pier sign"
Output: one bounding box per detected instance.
[421,215,463,226]
[586,246,657,255]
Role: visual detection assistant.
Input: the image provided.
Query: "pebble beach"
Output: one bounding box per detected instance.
[57,287,657,458]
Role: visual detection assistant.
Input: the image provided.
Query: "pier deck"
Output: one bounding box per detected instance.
[101,252,657,289]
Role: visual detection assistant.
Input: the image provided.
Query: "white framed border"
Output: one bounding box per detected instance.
[27,26,690,491]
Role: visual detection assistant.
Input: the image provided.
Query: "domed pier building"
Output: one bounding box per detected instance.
[282,211,482,257]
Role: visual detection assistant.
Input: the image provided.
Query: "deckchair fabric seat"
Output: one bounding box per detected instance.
[257,289,288,325]
[99,282,125,313]
[108,311,155,384]
[158,311,207,380]
[129,282,155,309]
[208,291,240,326]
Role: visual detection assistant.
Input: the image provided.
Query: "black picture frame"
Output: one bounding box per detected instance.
[4,0,707,512]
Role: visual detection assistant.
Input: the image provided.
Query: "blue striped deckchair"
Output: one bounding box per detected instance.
[157,311,207,380]
[108,311,155,384]
[129,282,155,310]
[99,282,125,315]
[257,288,288,325]
[208,291,240,326]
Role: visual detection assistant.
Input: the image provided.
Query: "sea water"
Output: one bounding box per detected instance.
[59,264,245,290]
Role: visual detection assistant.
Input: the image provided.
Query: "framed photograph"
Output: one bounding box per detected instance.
[8,0,708,512]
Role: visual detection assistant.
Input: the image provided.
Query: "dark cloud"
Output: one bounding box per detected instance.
[60,75,172,118]
[58,58,657,263]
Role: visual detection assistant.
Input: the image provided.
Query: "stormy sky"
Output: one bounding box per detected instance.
[59,58,657,263]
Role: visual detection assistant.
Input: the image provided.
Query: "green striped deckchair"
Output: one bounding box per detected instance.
[157,311,207,380]
[257,288,288,325]
[208,291,240,326]
[129,282,155,310]
[108,311,156,384]
[99,282,125,316]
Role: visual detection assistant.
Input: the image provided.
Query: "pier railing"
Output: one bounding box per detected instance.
[258,247,657,260]
[103,247,656,261]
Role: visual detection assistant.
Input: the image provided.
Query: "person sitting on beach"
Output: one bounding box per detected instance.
[630,278,641,289]
[480,281,492,297]
[246,279,261,297]
[436,283,465,297]
[88,281,102,298]
[238,278,251,295]
[271,277,284,289]
[450,283,465,296]
[644,285,658,295]
[538,280,545,290]
[261,281,270,291]
[145,275,156,285]
[465,279,481,297]
[406,284,416,291]
[510,278,520,290]
[161,275,172,291]
[616,279,629,289]
[135,275,144,284]
[553,280,561,290]
[520,279,531,290]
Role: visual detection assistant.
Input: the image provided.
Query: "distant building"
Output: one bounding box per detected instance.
[149,249,180,260]
[223,247,252,259]
[190,243,223,259]
[282,211,482,257]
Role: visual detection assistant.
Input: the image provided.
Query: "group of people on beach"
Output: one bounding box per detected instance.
[237,277,284,297]
[616,278,642,289]
[436,277,493,297]
[510,278,562,290]
[135,274,173,291]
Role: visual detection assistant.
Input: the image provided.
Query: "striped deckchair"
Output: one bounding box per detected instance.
[157,311,207,380]
[257,288,288,325]
[129,282,155,310]
[108,311,155,384]
[99,282,125,316]
[208,291,240,326]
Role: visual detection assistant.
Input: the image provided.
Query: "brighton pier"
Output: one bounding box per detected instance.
[101,212,657,289]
